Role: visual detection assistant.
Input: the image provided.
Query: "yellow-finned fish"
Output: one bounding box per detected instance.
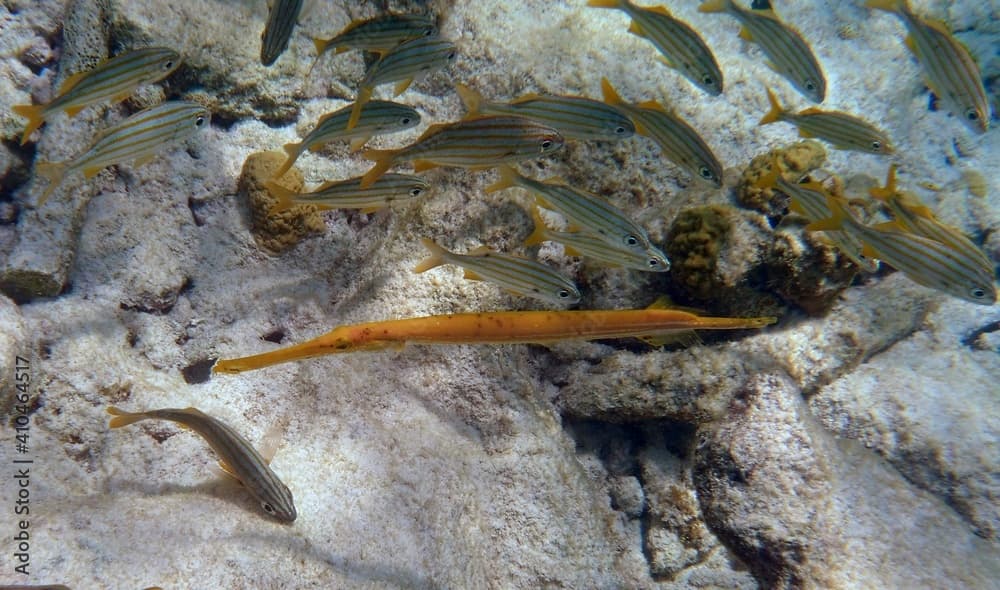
[265,173,429,214]
[32,100,210,206]
[698,0,825,103]
[360,115,564,189]
[807,195,996,305]
[869,165,992,273]
[346,35,457,130]
[525,205,670,272]
[12,47,181,145]
[261,0,304,66]
[414,238,581,305]
[311,13,437,66]
[212,300,774,374]
[455,83,635,141]
[759,88,894,155]
[600,78,723,187]
[587,0,724,96]
[865,0,989,133]
[107,406,297,522]
[274,100,420,178]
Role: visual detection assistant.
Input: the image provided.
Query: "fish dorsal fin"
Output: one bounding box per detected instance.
[627,21,647,37]
[412,159,440,172]
[463,269,483,281]
[562,244,583,257]
[645,6,673,16]
[414,122,449,143]
[58,70,89,94]
[636,99,668,114]
[258,420,286,465]
[797,107,826,116]
[738,26,754,41]
[394,78,414,96]
[600,77,624,106]
[510,92,545,104]
[868,164,898,201]
[467,245,492,256]
[872,220,906,232]
[64,104,88,117]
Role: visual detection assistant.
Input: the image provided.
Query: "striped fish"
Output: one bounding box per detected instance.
[360,115,564,189]
[601,78,723,188]
[699,0,826,103]
[807,195,996,305]
[347,35,457,130]
[455,83,635,141]
[487,165,656,254]
[759,88,893,154]
[525,205,670,272]
[265,173,429,214]
[260,0,304,66]
[754,160,879,272]
[866,0,989,133]
[107,406,297,522]
[274,100,420,178]
[587,0,723,96]
[414,238,581,304]
[33,101,210,206]
[869,165,992,272]
[312,13,437,61]
[12,47,182,145]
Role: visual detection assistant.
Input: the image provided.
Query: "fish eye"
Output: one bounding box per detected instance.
[614,125,628,135]
[805,80,816,91]
[965,108,980,121]
[194,116,206,127]
[648,258,662,268]
[262,502,276,514]
[871,140,881,151]
[702,74,715,85]
[163,60,175,70]
[400,117,412,125]
[624,235,639,247]
[540,139,553,150]
[447,51,457,60]
[409,187,423,197]
[699,166,713,179]
[557,289,571,299]
[971,287,987,299]
[424,28,435,36]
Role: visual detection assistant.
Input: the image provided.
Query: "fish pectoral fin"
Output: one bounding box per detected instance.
[463,269,483,281]
[394,78,414,96]
[349,136,371,152]
[797,127,814,138]
[738,26,754,42]
[258,421,286,465]
[57,70,88,94]
[216,459,243,485]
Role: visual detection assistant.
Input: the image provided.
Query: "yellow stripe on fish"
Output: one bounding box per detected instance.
[347,35,457,130]
[759,88,894,155]
[311,13,437,69]
[807,194,996,305]
[525,205,670,272]
[455,83,634,141]
[360,115,564,189]
[866,0,990,133]
[869,165,993,273]
[260,0,304,66]
[699,0,825,103]
[601,78,723,187]
[107,406,297,523]
[588,0,724,96]
[274,100,420,179]
[32,100,210,206]
[414,238,581,305]
[266,173,429,214]
[487,165,657,254]
[212,300,774,374]
[12,47,181,145]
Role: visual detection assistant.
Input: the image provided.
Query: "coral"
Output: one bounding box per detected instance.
[237,151,324,253]
[765,227,859,315]
[737,140,827,216]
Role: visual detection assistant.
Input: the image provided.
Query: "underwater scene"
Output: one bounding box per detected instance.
[0,0,998,587]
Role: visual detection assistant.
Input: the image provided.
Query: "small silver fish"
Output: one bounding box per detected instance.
[33,100,210,206]
[347,35,457,129]
[525,205,671,272]
[261,0,305,66]
[361,115,564,189]
[12,47,182,145]
[455,83,635,141]
[414,238,581,304]
[275,100,420,178]
[866,0,989,133]
[266,173,429,214]
[588,0,723,96]
[760,88,893,154]
[699,0,825,103]
[107,406,297,522]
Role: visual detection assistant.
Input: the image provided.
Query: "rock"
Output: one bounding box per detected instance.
[0,295,28,417]
[237,151,324,253]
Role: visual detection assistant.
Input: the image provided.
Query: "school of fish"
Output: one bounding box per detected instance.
[9,0,996,524]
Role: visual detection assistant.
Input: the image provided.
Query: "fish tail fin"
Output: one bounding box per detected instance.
[273,144,301,178]
[12,104,45,145]
[347,87,372,131]
[864,0,906,14]
[868,164,898,202]
[587,0,623,9]
[600,77,625,106]
[454,83,483,115]
[524,205,550,247]
[698,0,732,13]
[33,160,68,206]
[264,180,298,214]
[413,238,448,273]
[805,195,850,232]
[485,164,519,193]
[360,148,397,189]
[758,87,785,126]
[107,406,147,428]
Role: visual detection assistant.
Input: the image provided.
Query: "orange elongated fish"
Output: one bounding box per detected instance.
[213,301,776,374]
